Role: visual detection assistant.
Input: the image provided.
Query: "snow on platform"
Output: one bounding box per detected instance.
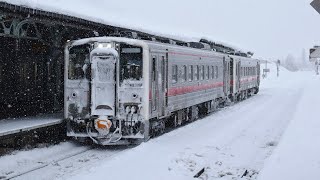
[0,113,63,137]
[258,75,320,180]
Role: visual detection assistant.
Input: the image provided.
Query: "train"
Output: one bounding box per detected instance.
[64,37,260,145]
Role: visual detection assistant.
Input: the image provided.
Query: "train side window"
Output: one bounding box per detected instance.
[215,66,218,78]
[199,65,202,80]
[188,65,193,81]
[206,66,210,79]
[152,57,156,81]
[195,65,199,80]
[211,66,214,79]
[201,65,205,80]
[172,65,178,83]
[182,65,187,82]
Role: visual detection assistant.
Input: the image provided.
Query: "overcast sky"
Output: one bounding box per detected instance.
[7,0,320,60]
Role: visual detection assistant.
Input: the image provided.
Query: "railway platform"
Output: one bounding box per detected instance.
[0,113,65,142]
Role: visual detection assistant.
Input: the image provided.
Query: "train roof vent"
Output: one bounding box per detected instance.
[201,42,211,50]
[189,42,204,49]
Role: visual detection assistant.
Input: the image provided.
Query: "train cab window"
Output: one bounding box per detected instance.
[195,65,199,80]
[120,44,143,83]
[201,65,205,80]
[172,65,178,83]
[206,66,210,79]
[188,65,193,81]
[68,44,90,80]
[182,65,187,82]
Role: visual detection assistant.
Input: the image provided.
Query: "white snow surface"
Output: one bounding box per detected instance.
[0,63,319,180]
[258,74,320,179]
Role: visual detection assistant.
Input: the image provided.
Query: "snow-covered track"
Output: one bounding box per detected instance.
[0,142,130,180]
[3,147,92,180]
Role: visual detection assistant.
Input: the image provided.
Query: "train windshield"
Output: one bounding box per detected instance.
[68,44,90,80]
[119,44,143,83]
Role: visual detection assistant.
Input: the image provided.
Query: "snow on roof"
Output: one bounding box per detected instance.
[1,0,252,55]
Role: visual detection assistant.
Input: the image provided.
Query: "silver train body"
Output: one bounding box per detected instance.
[64,37,260,145]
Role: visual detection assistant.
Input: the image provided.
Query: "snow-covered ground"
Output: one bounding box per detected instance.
[258,72,320,180]
[1,63,319,180]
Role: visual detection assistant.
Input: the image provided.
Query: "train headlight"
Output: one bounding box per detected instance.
[125,106,131,114]
[131,106,136,114]
[106,43,112,48]
[98,43,104,48]
[97,43,112,48]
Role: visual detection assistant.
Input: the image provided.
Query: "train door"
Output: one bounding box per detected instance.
[158,53,167,117]
[150,53,167,118]
[223,57,231,96]
[230,58,234,93]
[91,55,116,116]
[257,61,260,85]
[237,61,241,90]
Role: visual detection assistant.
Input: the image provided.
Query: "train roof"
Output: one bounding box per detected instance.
[69,37,229,58]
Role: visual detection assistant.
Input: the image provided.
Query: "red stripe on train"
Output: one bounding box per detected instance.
[167,82,223,96]
[168,52,217,58]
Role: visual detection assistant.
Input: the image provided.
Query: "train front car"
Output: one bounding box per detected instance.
[64,37,149,145]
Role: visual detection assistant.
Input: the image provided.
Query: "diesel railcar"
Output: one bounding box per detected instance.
[64,37,260,145]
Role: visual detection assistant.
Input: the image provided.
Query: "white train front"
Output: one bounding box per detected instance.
[64,37,260,145]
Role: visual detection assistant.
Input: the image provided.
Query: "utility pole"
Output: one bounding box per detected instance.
[276,60,280,77]
[316,59,319,75]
